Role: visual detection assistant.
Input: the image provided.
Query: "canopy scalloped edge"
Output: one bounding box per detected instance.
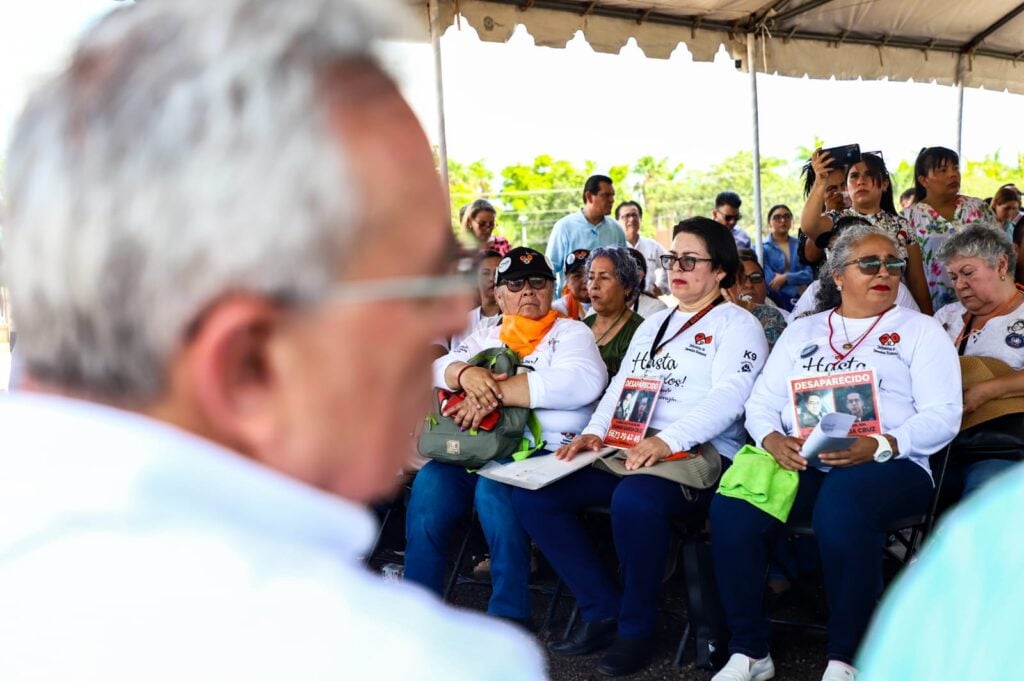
[405,0,1024,95]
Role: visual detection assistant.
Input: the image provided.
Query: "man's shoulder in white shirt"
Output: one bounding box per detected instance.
[0,393,545,681]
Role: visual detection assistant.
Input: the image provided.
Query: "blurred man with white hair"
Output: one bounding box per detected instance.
[0,0,545,678]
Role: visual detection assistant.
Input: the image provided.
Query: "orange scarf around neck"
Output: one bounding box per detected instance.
[500,310,559,358]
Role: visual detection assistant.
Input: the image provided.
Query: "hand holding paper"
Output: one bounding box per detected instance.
[801,412,858,463]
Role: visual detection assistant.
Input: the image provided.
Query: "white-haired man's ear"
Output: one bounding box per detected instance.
[151,295,281,457]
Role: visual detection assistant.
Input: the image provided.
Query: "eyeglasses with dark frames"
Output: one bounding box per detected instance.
[660,254,714,272]
[502,276,550,292]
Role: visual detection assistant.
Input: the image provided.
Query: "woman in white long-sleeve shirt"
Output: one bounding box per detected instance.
[512,218,768,677]
[405,247,606,630]
[710,224,962,681]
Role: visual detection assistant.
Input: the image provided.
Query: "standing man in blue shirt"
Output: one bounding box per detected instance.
[713,191,753,251]
[546,175,627,289]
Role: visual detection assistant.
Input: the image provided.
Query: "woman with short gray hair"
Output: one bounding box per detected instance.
[582,247,646,377]
[934,224,1024,496]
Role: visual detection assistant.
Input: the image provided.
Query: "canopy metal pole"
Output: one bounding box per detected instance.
[428,0,451,206]
[747,33,764,263]
[955,54,966,158]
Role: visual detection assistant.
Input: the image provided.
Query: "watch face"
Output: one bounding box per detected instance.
[874,445,893,463]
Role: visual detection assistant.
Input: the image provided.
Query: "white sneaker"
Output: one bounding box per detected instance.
[821,660,857,680]
[712,653,776,681]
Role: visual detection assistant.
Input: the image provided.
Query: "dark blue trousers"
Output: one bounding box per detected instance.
[405,459,533,619]
[710,460,932,664]
[512,466,720,638]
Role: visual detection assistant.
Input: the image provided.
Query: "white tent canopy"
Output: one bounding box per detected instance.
[412,0,1024,93]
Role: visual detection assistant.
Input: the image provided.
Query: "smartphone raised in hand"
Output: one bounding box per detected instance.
[820,143,861,170]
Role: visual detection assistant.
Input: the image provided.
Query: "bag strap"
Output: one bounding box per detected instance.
[511,411,545,461]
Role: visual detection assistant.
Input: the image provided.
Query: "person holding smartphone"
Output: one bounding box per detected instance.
[801,148,933,314]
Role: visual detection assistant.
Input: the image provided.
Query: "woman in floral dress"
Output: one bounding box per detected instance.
[902,146,1000,311]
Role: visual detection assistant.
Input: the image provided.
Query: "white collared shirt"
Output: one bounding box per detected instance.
[627,236,669,292]
[0,393,544,680]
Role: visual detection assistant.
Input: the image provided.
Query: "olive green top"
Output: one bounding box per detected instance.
[584,311,646,378]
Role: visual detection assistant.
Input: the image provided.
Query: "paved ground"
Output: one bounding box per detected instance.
[369,504,838,680]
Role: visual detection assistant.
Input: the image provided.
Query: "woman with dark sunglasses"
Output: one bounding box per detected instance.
[709,224,962,681]
[405,247,606,630]
[801,151,933,314]
[725,249,788,351]
[512,218,768,677]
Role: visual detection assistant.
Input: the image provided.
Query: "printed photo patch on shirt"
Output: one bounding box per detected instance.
[1007,333,1024,349]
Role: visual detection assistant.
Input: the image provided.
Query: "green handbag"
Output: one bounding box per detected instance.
[417,347,545,470]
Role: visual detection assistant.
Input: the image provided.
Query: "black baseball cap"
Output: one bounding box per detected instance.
[495,247,556,285]
[564,249,591,275]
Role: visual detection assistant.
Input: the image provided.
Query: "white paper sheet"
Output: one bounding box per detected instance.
[476,447,618,490]
[801,412,858,462]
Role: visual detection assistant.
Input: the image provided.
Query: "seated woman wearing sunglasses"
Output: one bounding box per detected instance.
[790,217,921,321]
[405,247,606,629]
[725,249,788,351]
[710,224,962,681]
[512,218,767,677]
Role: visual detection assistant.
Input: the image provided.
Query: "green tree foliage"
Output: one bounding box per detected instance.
[961,153,1023,200]
[447,158,494,231]
[626,151,804,241]
[444,148,1022,253]
[630,156,683,237]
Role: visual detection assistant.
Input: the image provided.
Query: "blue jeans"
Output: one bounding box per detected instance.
[710,460,932,664]
[962,459,1020,497]
[404,459,532,619]
[512,465,722,638]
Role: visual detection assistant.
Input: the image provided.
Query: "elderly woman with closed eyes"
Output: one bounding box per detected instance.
[934,225,1024,497]
[710,224,962,681]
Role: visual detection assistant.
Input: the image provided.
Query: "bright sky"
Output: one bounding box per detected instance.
[3,2,1024,178]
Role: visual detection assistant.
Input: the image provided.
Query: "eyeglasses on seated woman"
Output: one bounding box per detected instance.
[512,218,769,677]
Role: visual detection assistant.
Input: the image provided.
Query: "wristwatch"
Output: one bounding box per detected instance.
[870,434,894,463]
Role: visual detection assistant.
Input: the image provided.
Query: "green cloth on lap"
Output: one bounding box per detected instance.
[718,444,799,522]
